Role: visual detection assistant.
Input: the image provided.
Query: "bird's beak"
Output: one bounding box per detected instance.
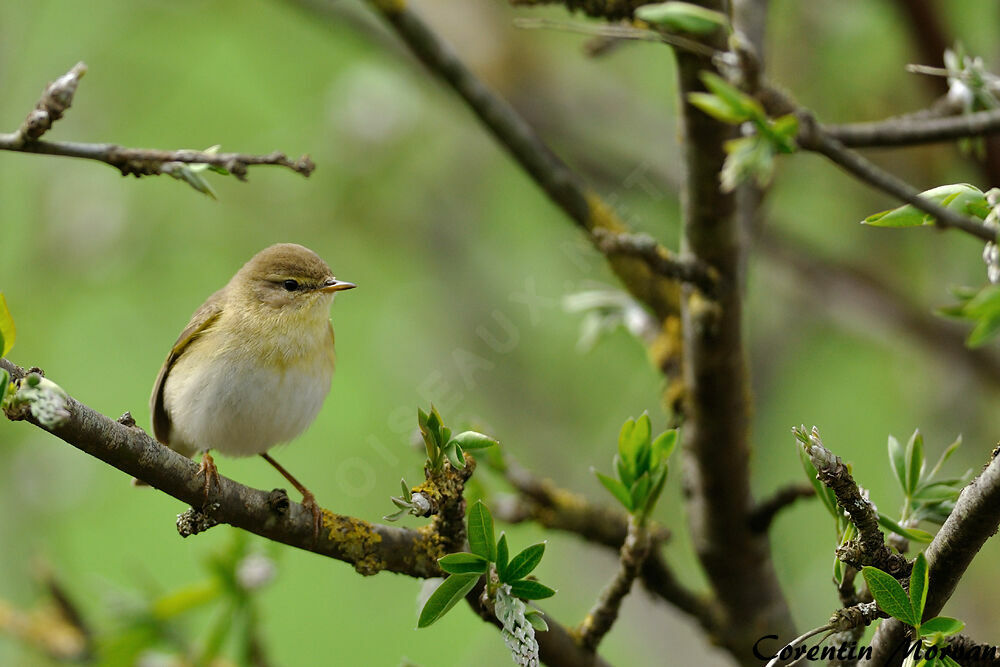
[319,278,357,293]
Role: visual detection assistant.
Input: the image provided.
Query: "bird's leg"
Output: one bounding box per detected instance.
[260,453,323,542]
[196,450,221,498]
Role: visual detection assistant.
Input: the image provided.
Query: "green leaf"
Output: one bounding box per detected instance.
[967,311,1000,347]
[595,471,633,511]
[417,573,480,628]
[688,92,749,124]
[862,566,916,625]
[912,481,962,503]
[643,463,670,515]
[700,72,763,120]
[631,413,652,475]
[509,580,556,600]
[888,434,907,493]
[0,368,9,405]
[504,543,545,583]
[417,407,429,430]
[0,293,15,357]
[910,553,929,624]
[863,183,989,227]
[929,435,962,480]
[400,478,412,501]
[635,1,728,35]
[919,616,965,638]
[467,501,496,562]
[438,552,489,575]
[496,533,509,581]
[629,472,651,512]
[940,656,963,667]
[445,442,466,469]
[878,513,934,543]
[449,431,499,450]
[617,419,637,484]
[905,430,926,495]
[651,429,678,468]
[524,610,549,632]
[614,453,634,488]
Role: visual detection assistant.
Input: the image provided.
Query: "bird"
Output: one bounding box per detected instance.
[149,243,356,538]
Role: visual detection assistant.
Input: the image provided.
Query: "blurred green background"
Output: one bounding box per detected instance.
[2,0,999,664]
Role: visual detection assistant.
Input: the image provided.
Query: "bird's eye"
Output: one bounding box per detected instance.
[282,279,300,292]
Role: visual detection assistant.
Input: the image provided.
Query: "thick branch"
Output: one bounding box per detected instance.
[0,63,314,181]
[0,359,606,667]
[675,20,795,657]
[824,107,1000,148]
[866,450,1000,665]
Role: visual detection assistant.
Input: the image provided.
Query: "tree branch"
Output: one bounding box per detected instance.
[866,449,1000,665]
[577,516,649,652]
[674,12,796,658]
[592,229,718,297]
[747,482,815,533]
[0,358,605,667]
[824,107,1000,148]
[795,110,996,243]
[795,426,909,576]
[508,0,647,21]
[0,63,314,182]
[489,452,718,631]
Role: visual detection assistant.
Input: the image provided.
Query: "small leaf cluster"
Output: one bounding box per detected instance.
[863,183,992,228]
[384,477,431,521]
[418,501,553,629]
[687,72,798,191]
[635,1,728,36]
[886,431,969,534]
[862,554,964,667]
[594,414,677,521]
[418,405,499,472]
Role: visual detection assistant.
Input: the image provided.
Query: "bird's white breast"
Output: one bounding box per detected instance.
[163,319,334,458]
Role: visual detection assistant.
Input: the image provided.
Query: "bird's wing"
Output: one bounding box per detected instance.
[149,289,225,444]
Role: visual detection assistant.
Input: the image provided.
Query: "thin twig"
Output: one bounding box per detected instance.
[0,63,314,181]
[824,107,1000,148]
[796,111,996,243]
[577,516,649,652]
[512,17,720,58]
[592,228,718,296]
[748,482,815,533]
[489,454,719,630]
[795,427,909,576]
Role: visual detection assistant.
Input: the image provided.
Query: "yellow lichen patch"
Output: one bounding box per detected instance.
[322,512,384,576]
[584,190,627,233]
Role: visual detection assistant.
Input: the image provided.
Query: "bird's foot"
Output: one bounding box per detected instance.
[300,489,323,545]
[196,451,221,499]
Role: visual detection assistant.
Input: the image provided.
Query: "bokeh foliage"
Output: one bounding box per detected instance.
[2,0,1000,664]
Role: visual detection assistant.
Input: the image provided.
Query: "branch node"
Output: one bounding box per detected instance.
[267,488,290,515]
[176,503,221,537]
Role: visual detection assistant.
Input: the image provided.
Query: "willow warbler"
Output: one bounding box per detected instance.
[149,243,355,535]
